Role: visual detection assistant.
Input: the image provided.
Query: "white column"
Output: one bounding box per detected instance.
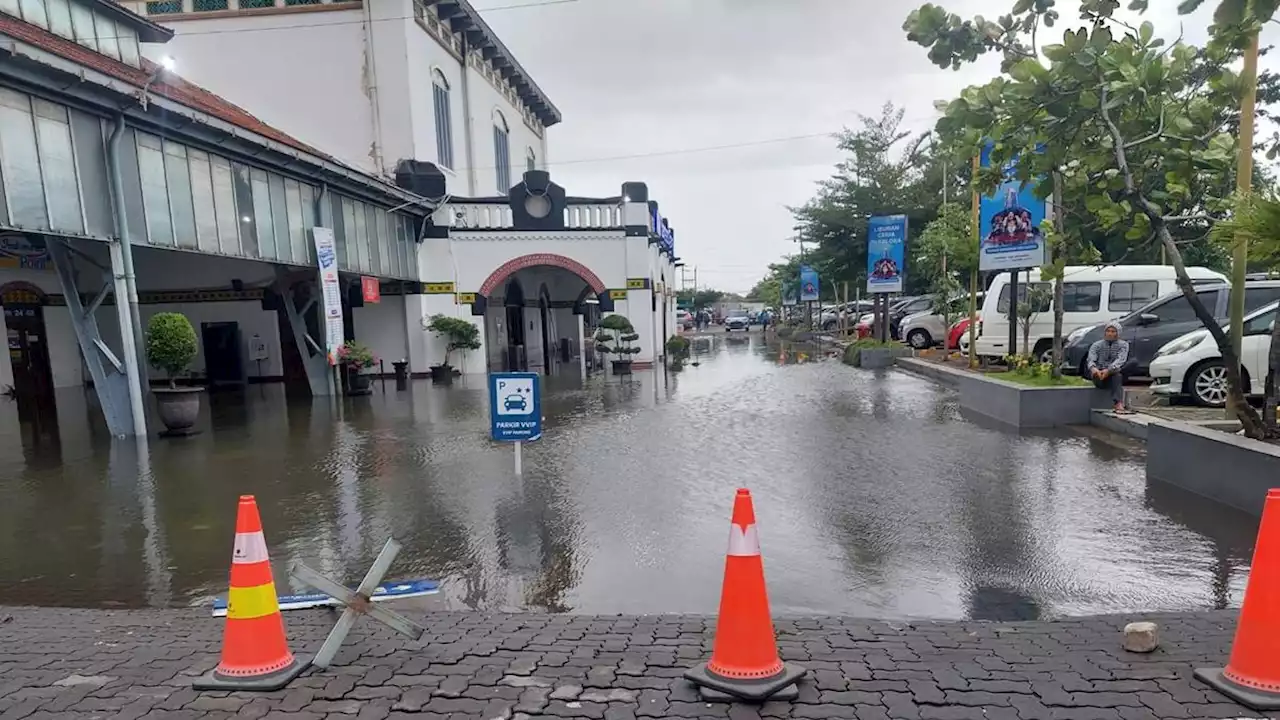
[576,314,586,378]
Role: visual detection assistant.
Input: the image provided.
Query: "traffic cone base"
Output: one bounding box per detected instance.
[193,654,310,692]
[684,661,806,703]
[1193,668,1280,711]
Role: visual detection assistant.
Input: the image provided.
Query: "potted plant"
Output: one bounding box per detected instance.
[337,340,377,396]
[425,314,481,384]
[146,312,202,435]
[595,314,641,375]
[666,335,691,371]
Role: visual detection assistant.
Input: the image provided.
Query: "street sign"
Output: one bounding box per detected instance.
[361,276,381,303]
[489,372,541,443]
[867,215,908,294]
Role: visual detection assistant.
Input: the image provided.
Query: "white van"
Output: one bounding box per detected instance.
[974,265,1229,362]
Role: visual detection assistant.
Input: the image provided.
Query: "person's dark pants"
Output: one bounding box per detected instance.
[1092,359,1139,406]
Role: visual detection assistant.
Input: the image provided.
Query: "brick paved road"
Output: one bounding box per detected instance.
[0,607,1275,719]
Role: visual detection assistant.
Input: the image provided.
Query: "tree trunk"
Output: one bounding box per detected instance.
[1051,173,1065,379]
[1022,319,1031,358]
[1267,315,1280,431]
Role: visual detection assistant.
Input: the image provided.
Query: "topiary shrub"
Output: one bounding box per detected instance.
[146,312,198,388]
[426,314,482,368]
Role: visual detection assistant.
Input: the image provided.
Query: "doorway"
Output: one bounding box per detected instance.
[202,321,245,389]
[538,285,552,375]
[504,279,526,371]
[2,283,54,407]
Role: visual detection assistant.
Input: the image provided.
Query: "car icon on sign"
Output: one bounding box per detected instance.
[504,394,527,412]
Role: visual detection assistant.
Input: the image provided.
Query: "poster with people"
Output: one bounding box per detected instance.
[979,142,1048,271]
[866,215,907,293]
[799,266,820,302]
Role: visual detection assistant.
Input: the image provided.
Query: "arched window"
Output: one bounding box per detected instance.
[493,110,511,192]
[526,146,537,172]
[432,70,454,169]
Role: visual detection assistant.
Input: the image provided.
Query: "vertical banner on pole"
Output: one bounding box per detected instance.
[866,215,908,294]
[977,142,1048,272]
[312,228,345,366]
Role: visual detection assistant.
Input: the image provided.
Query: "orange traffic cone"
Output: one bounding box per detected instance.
[685,489,806,702]
[1196,488,1280,709]
[194,495,310,691]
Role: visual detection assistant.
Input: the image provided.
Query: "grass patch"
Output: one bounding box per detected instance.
[991,354,1090,387]
[842,338,904,367]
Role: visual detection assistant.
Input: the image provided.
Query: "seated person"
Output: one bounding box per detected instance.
[1087,321,1138,413]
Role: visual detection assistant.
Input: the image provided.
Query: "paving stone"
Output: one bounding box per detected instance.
[549,683,583,700]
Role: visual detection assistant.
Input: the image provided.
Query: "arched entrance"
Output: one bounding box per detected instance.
[1,282,55,408]
[477,253,612,374]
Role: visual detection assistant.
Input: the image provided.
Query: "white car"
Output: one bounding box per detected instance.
[1148,300,1277,407]
[900,295,983,349]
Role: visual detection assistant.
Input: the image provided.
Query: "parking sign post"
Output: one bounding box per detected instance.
[489,372,541,476]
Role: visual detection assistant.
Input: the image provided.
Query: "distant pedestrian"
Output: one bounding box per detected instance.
[760,309,770,332]
[1087,321,1137,413]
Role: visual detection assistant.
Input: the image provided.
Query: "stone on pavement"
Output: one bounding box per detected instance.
[1124,621,1160,653]
[0,606,1264,719]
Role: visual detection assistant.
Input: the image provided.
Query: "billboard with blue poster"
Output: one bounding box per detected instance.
[799,266,820,302]
[979,142,1048,271]
[866,215,907,294]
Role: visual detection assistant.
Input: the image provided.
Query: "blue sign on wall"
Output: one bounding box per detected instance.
[799,266,820,302]
[866,215,908,294]
[979,142,1048,271]
[489,372,542,442]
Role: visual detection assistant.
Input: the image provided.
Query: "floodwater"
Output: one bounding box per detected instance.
[0,334,1260,620]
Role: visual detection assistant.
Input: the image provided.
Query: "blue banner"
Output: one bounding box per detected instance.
[799,266,820,302]
[978,142,1048,271]
[866,215,907,294]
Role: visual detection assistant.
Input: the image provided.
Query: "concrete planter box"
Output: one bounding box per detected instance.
[858,347,911,369]
[1147,419,1279,517]
[896,357,1110,429]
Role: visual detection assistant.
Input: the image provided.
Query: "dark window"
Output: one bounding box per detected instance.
[1244,286,1280,313]
[1245,309,1276,335]
[1062,282,1102,312]
[996,283,1051,314]
[1150,290,1220,323]
[240,0,274,8]
[284,0,322,4]
[432,71,454,169]
[146,1,183,12]
[193,0,229,9]
[493,112,511,192]
[1108,280,1160,312]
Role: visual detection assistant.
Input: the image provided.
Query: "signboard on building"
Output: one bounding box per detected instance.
[361,276,381,303]
[489,372,541,442]
[0,233,51,271]
[312,227,345,365]
[979,142,1048,271]
[799,266,820,303]
[866,215,908,294]
[651,206,675,255]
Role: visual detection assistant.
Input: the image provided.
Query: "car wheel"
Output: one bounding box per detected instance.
[822,320,837,331]
[907,329,932,349]
[1189,360,1229,408]
[1034,342,1053,365]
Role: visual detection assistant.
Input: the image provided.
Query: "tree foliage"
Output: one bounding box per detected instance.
[904,0,1272,435]
[146,312,197,387]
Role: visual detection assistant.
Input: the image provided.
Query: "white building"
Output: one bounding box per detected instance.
[117,0,558,197]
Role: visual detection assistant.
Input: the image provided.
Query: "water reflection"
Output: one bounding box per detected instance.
[0,335,1259,620]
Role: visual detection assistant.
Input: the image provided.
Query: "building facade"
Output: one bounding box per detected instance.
[116,0,559,197]
[0,0,433,436]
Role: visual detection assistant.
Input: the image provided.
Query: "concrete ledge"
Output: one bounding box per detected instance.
[858,347,911,369]
[897,357,1110,429]
[1147,419,1279,517]
[1090,409,1151,440]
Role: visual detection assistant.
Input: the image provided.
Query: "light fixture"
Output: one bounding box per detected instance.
[241,216,252,223]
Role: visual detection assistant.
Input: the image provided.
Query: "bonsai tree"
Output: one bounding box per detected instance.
[595,314,642,362]
[146,312,197,388]
[426,314,481,368]
[666,335,691,369]
[337,340,376,372]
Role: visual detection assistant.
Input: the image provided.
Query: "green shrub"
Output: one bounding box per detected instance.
[146,312,198,387]
[666,335,691,360]
[842,338,901,367]
[426,314,482,367]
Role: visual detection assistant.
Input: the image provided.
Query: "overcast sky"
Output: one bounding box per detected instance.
[480,0,1272,294]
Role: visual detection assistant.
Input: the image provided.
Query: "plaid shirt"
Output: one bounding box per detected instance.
[1087,338,1129,372]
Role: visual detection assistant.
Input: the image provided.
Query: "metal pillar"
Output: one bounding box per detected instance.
[107,115,149,391]
[46,238,144,437]
[276,269,335,396]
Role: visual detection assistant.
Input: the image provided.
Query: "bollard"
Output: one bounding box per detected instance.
[393,360,409,391]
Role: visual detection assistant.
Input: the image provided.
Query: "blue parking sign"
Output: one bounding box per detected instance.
[489,372,541,442]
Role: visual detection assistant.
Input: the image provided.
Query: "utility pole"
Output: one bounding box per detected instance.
[1229,30,1261,419]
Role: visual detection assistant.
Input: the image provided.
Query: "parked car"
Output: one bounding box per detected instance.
[974,265,1229,363]
[676,310,694,330]
[947,317,976,351]
[725,316,750,332]
[1148,300,1280,407]
[820,301,875,331]
[900,294,984,349]
[1062,280,1280,377]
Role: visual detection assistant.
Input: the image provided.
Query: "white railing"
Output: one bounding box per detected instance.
[445,203,622,229]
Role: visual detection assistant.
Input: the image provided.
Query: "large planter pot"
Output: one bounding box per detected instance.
[153,386,203,436]
[346,368,373,396]
[612,360,633,376]
[429,365,453,384]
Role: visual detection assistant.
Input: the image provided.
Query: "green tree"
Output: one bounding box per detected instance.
[904,0,1269,436]
[917,203,976,348]
[675,289,725,310]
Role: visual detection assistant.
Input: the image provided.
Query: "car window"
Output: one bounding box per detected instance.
[1062,282,1102,312]
[1146,290,1219,323]
[1108,281,1160,312]
[1245,286,1280,313]
[905,298,932,313]
[996,283,1051,314]
[1245,308,1276,335]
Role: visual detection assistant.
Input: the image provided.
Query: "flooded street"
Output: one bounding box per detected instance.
[0,335,1259,620]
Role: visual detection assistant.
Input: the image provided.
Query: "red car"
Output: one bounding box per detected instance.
[947,317,977,350]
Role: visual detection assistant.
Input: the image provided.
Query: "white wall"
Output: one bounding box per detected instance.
[465,62,547,195]
[352,298,409,371]
[141,8,376,175]
[403,13,469,195]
